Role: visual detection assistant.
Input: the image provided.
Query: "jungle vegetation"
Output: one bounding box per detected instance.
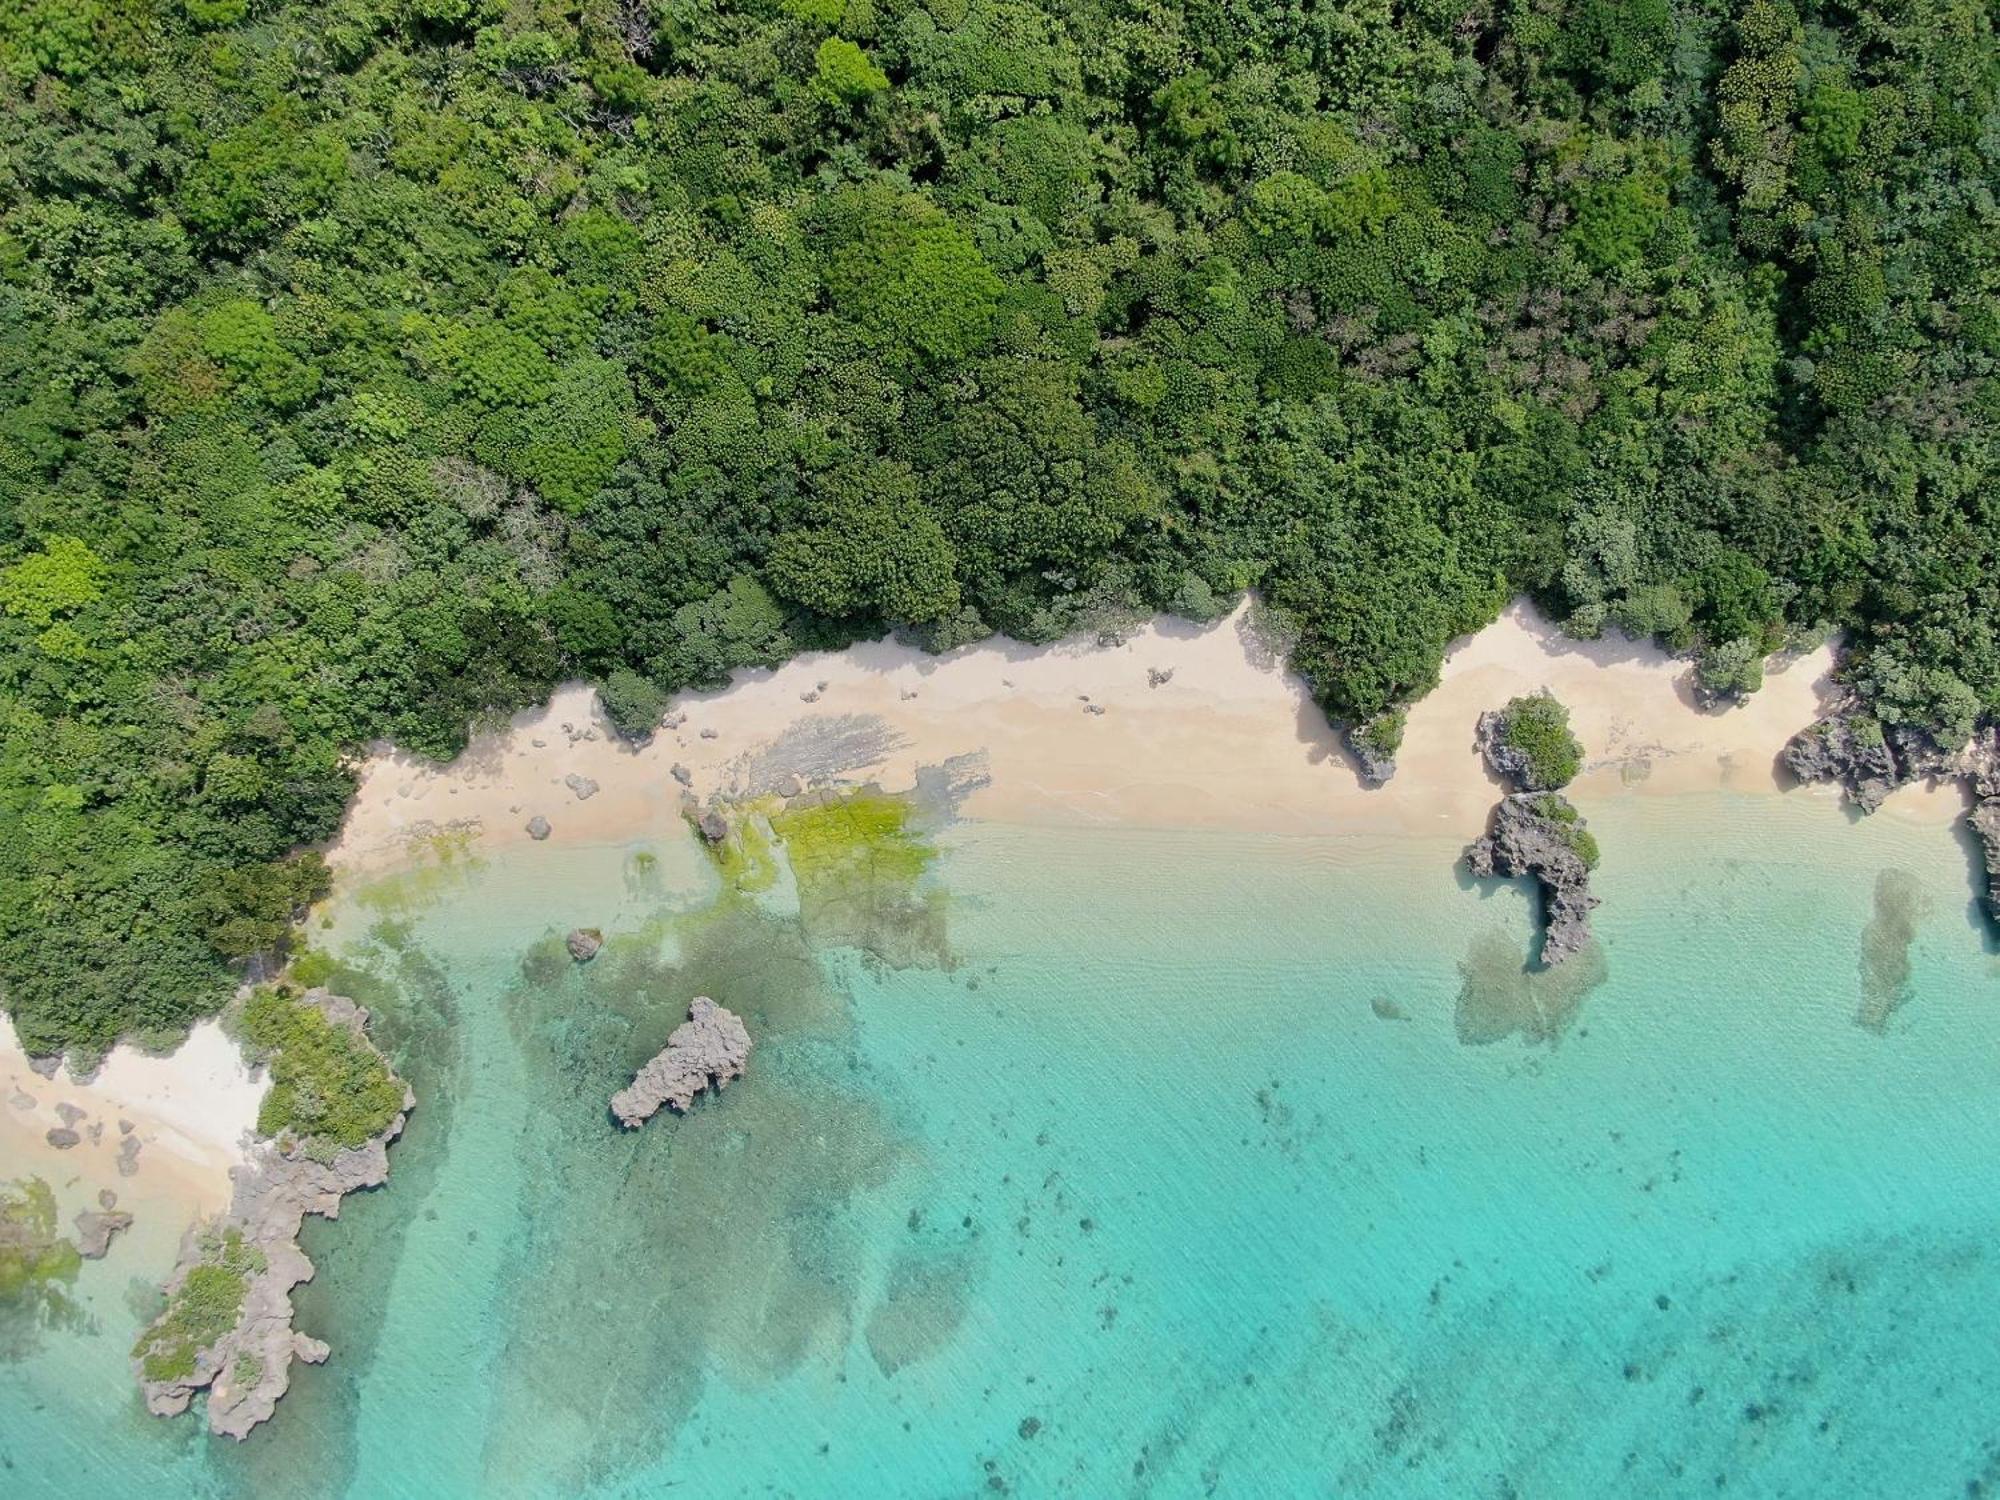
[0,0,1993,1053]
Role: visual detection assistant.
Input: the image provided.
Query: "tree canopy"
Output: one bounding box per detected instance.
[0,0,1994,1054]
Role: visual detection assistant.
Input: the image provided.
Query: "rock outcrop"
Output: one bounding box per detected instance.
[73,1205,133,1259]
[525,814,552,840]
[1965,729,2000,925]
[565,927,604,963]
[1345,727,1396,788]
[564,772,599,800]
[1780,704,1959,814]
[1465,794,1602,966]
[135,990,412,1441]
[610,998,751,1128]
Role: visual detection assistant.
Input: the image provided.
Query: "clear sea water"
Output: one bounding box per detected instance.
[5,787,2000,1498]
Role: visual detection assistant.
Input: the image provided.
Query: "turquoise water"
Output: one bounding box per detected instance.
[5,788,2000,1497]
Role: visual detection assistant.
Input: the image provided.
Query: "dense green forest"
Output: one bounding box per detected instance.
[0,0,1994,1056]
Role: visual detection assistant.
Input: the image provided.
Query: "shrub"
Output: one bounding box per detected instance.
[1502,693,1584,789]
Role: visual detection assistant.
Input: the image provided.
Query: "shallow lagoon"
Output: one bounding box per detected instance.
[5,787,1999,1498]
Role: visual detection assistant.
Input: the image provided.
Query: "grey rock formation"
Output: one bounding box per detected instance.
[671,762,693,786]
[1345,727,1396,788]
[44,1127,79,1150]
[698,809,729,844]
[564,772,599,801]
[1147,667,1174,688]
[55,1101,84,1127]
[1964,729,2000,925]
[525,815,552,840]
[1780,705,1958,814]
[566,928,604,963]
[27,1055,59,1079]
[116,1135,142,1176]
[1465,794,1601,966]
[610,998,752,1128]
[74,1207,133,1259]
[136,989,412,1441]
[1475,709,1546,791]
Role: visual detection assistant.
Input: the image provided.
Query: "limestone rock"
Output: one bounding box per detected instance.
[1781,705,1956,814]
[698,809,729,844]
[566,928,604,963]
[1475,709,1540,791]
[525,815,552,840]
[610,998,752,1128]
[671,763,693,786]
[44,1127,79,1150]
[116,1135,142,1176]
[1465,793,1601,966]
[55,1101,84,1127]
[564,773,599,801]
[1345,727,1396,788]
[73,1208,134,1259]
[135,988,412,1442]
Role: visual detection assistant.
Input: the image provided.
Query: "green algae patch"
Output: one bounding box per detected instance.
[0,1177,81,1301]
[769,788,949,965]
[353,827,485,915]
[133,1228,263,1382]
[236,984,407,1154]
[694,800,783,895]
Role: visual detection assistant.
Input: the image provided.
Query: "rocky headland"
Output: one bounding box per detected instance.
[1785,709,2000,929]
[610,997,752,1128]
[133,988,412,1441]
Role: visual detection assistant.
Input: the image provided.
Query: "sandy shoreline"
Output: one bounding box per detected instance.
[331,599,1964,880]
[1,1019,264,1269]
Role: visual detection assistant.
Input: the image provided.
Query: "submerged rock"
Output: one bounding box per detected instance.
[565,928,604,963]
[73,1208,133,1259]
[44,1127,79,1150]
[564,773,599,801]
[134,988,412,1441]
[1465,793,1601,966]
[525,815,552,840]
[610,998,752,1128]
[697,808,730,844]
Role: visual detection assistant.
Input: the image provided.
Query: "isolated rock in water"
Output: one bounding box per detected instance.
[134,989,413,1441]
[566,928,604,963]
[564,773,599,801]
[44,1127,79,1150]
[698,809,729,844]
[55,1102,84,1127]
[610,998,752,1128]
[1465,793,1601,966]
[525,815,552,840]
[116,1135,142,1176]
[73,1208,133,1259]
[671,762,693,786]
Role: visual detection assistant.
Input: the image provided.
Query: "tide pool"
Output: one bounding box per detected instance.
[4,788,1998,1498]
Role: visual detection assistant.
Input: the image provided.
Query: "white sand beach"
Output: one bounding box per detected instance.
[1,1019,265,1267]
[330,599,1965,879]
